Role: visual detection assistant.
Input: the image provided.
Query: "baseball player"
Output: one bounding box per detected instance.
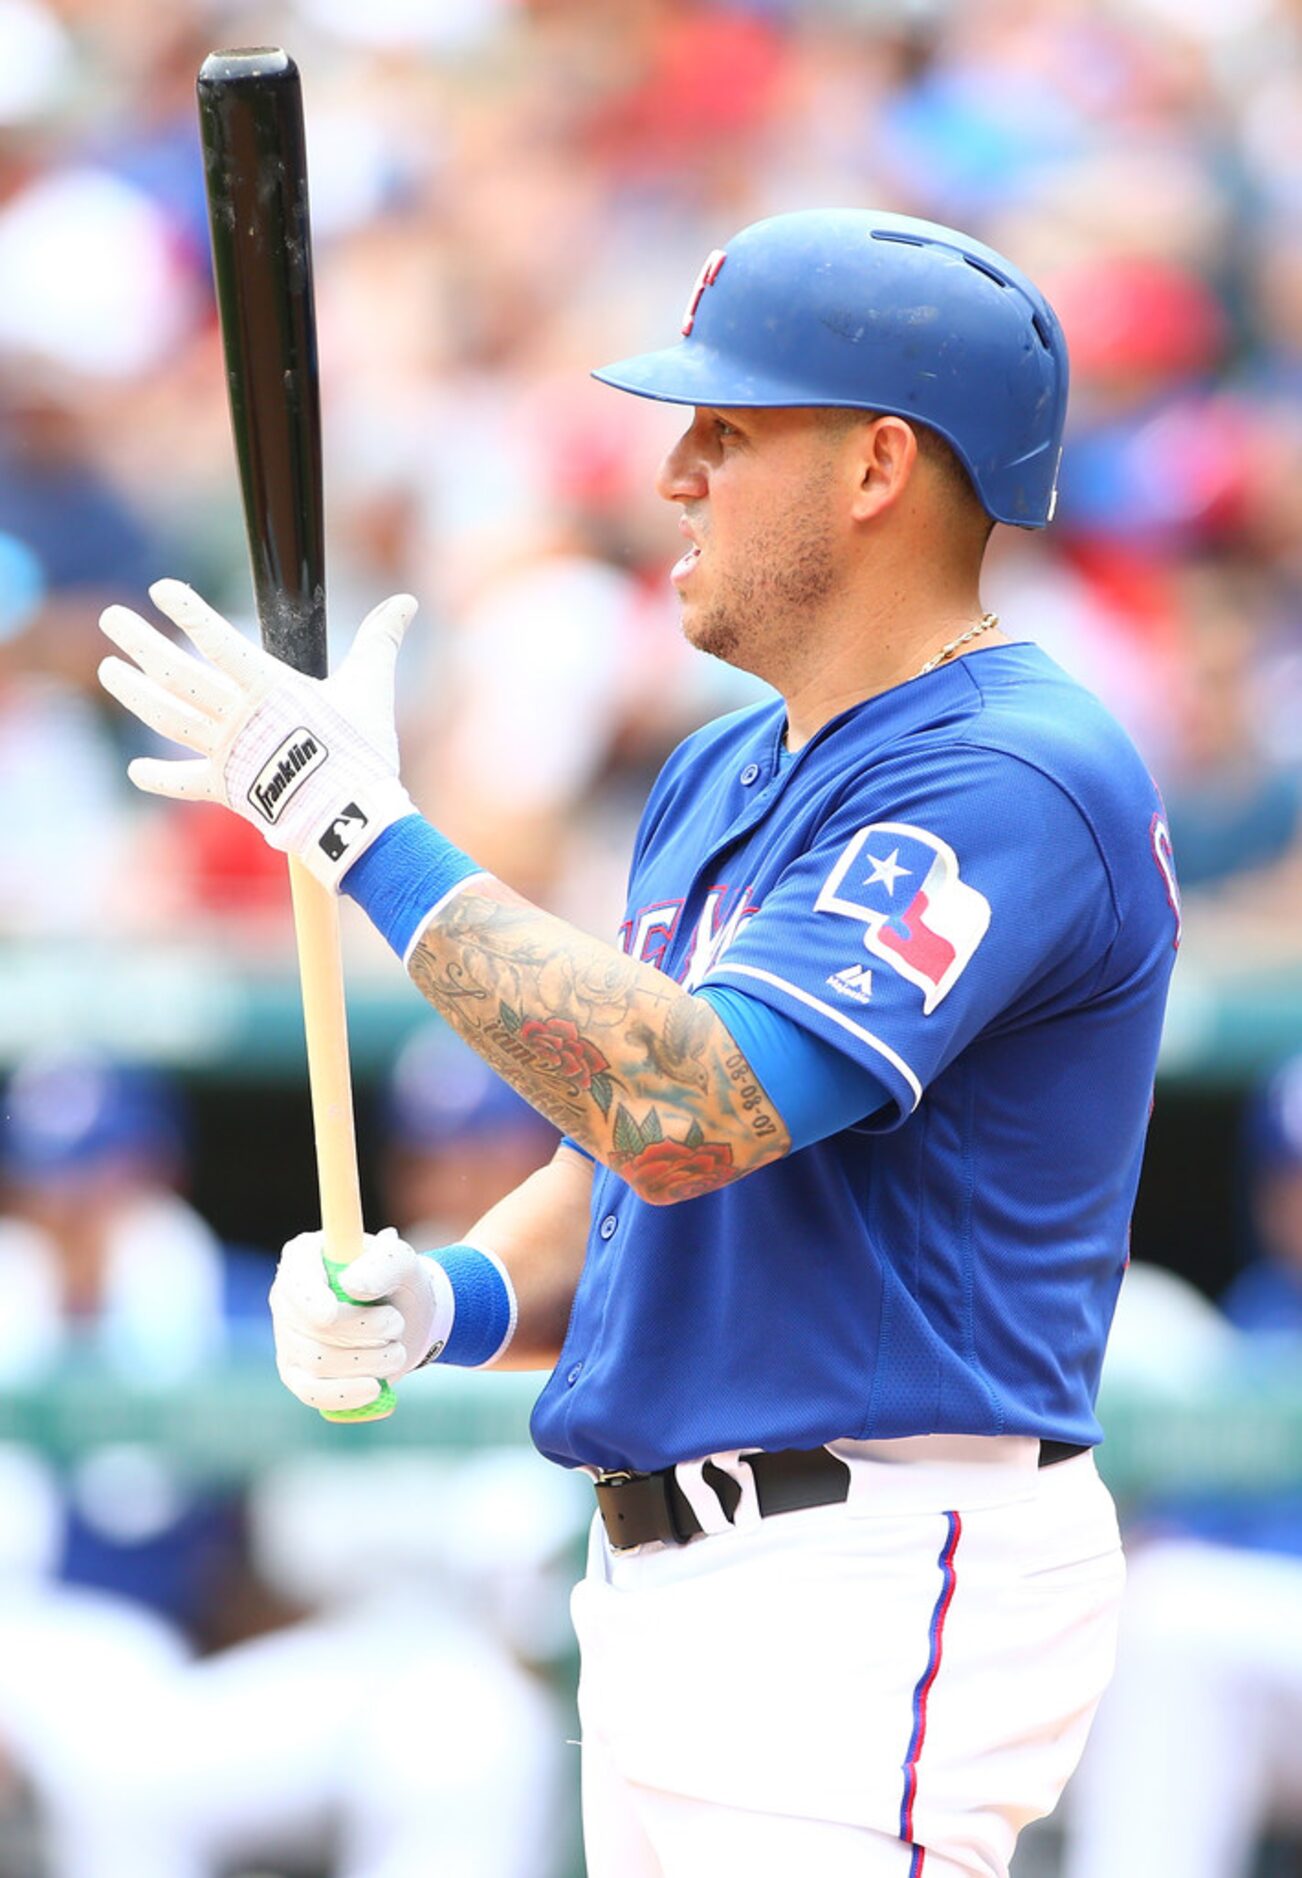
[97,210,1180,1877]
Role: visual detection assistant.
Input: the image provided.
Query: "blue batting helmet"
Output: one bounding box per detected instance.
[593,209,1069,529]
[1,1049,184,1184]
[383,1025,556,1154]
[1243,1055,1302,1175]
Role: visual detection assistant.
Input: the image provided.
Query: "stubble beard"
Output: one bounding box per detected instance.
[682,488,840,680]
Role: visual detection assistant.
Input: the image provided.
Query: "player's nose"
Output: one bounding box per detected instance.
[655,422,708,503]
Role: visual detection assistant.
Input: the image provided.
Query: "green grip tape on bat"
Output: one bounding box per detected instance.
[320,1257,398,1423]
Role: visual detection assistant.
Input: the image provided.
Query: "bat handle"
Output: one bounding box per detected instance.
[287,857,396,1424]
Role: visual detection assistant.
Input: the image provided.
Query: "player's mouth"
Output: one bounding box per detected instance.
[671,516,704,584]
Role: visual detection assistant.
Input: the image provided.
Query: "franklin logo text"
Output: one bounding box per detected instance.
[248,730,327,824]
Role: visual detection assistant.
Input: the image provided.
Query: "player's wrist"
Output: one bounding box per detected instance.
[297,774,418,889]
[417,1243,518,1369]
[225,680,416,889]
[341,814,486,956]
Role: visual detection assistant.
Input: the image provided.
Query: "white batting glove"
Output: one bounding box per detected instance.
[97,579,418,889]
[270,1227,454,1416]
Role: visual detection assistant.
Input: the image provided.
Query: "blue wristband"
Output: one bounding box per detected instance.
[422,1244,517,1368]
[342,814,483,961]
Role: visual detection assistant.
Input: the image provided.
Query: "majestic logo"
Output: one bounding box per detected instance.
[248,730,326,824]
[826,963,875,1005]
[815,822,990,1013]
[319,802,369,862]
[680,248,726,337]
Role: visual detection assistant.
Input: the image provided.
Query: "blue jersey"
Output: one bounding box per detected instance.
[531,645,1180,1473]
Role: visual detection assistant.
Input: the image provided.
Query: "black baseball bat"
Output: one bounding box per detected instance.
[197,48,390,1421]
[196,47,325,676]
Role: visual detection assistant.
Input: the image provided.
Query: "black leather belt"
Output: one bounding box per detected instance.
[594,1441,1088,1551]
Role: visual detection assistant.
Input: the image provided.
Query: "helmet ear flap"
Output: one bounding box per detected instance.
[593,209,1070,531]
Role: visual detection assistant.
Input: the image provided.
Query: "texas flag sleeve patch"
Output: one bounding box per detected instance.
[815,821,991,1014]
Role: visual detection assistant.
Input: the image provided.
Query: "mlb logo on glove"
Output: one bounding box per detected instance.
[320,803,369,863]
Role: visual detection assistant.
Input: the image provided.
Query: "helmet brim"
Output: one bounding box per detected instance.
[592,343,1055,529]
[592,342,846,411]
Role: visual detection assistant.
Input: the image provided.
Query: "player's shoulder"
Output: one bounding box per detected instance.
[821,644,1172,935]
[941,648,1177,940]
[951,642,1160,825]
[818,643,1161,847]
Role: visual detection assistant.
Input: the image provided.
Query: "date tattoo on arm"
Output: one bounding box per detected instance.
[406,879,789,1203]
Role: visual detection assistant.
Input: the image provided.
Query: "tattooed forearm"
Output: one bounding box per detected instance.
[724,1051,780,1137]
[406,879,790,1201]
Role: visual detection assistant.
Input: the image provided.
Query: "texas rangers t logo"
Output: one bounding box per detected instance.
[681,249,726,336]
[816,821,991,1013]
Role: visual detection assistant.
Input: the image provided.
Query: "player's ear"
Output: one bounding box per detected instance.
[848,416,918,524]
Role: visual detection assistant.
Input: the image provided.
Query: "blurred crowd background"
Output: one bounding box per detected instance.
[1,0,1301,1874]
[3,0,1302,953]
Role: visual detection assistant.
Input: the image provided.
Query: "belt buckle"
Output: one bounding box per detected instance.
[594,1466,703,1550]
[593,1468,650,1552]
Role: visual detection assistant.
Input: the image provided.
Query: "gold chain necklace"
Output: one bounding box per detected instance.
[916,612,1000,677]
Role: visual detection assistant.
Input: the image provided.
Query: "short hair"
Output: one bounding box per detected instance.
[909,424,976,510]
[905,424,992,544]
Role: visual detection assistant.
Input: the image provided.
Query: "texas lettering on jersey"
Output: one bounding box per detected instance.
[816,821,991,1014]
[621,883,760,985]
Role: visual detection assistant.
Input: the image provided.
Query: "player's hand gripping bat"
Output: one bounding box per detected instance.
[196,48,394,1422]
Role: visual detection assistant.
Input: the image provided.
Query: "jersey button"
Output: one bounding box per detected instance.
[739,762,761,785]
[566,1362,583,1386]
[599,1214,618,1240]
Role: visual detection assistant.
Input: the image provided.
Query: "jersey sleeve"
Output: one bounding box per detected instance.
[696,983,891,1149]
[697,742,1125,1127]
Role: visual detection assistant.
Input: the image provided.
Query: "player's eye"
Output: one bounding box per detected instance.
[712,416,739,440]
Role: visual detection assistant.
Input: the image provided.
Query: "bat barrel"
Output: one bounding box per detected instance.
[197,48,326,677]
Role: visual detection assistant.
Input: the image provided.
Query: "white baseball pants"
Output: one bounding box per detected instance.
[573,1442,1125,1878]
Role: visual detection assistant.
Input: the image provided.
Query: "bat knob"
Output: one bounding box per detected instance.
[319,1381,398,1425]
[198,47,297,91]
